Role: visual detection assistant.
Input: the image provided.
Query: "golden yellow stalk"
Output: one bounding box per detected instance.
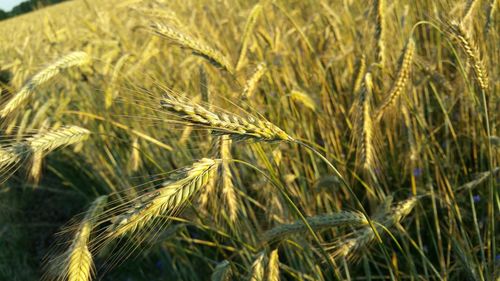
[236,3,263,71]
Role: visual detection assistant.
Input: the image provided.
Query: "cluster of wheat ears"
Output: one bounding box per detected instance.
[0,0,498,280]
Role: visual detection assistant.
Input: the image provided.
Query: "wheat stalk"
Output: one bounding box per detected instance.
[0,51,90,117]
[375,38,415,121]
[160,92,292,142]
[236,3,263,71]
[106,158,219,238]
[150,23,234,74]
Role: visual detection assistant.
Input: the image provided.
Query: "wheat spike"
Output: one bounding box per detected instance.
[242,63,267,99]
[374,0,386,67]
[106,158,219,238]
[160,92,292,142]
[249,251,266,281]
[375,38,415,121]
[359,72,374,171]
[151,23,234,74]
[217,135,238,222]
[449,22,489,92]
[0,51,90,117]
[266,249,280,281]
[330,197,418,260]
[290,90,317,112]
[236,3,263,71]
[27,126,91,153]
[263,211,367,242]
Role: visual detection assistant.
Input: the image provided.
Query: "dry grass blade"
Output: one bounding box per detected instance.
[159,92,292,142]
[150,23,234,74]
[0,51,90,117]
[375,38,415,121]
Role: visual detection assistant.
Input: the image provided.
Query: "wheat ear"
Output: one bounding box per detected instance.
[242,63,267,99]
[249,251,266,281]
[216,135,238,222]
[150,23,234,74]
[263,211,367,243]
[106,158,219,238]
[27,126,91,153]
[449,22,489,92]
[374,0,386,67]
[159,92,292,142]
[330,197,418,260]
[66,196,107,281]
[375,38,415,121]
[359,72,374,171]
[236,3,263,71]
[266,249,280,281]
[0,51,90,117]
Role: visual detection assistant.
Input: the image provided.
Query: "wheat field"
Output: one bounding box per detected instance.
[0,0,498,280]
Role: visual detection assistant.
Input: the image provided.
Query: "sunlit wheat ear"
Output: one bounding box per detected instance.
[290,90,317,112]
[236,3,263,71]
[48,196,107,281]
[375,38,415,122]
[448,21,489,92]
[0,51,90,118]
[267,249,280,281]
[211,260,233,281]
[374,0,386,67]
[150,23,235,74]
[357,72,375,171]
[329,197,418,261]
[351,54,366,96]
[159,92,293,142]
[105,158,219,239]
[27,126,91,153]
[242,62,267,99]
[215,135,239,222]
[249,251,266,281]
[262,211,367,243]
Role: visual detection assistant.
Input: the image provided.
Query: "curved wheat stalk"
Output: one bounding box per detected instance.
[0,51,90,117]
[159,92,292,142]
[236,3,263,71]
